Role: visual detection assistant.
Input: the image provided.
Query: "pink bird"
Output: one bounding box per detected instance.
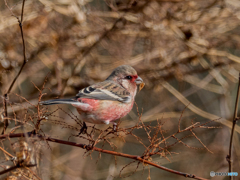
[41,65,143,134]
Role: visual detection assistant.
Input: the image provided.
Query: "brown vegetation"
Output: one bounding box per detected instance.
[1,0,240,179]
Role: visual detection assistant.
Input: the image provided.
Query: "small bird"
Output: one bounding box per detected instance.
[41,65,143,134]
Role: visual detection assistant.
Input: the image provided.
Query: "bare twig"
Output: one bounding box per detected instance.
[227,73,240,178]
[0,146,14,158]
[34,74,50,132]
[2,0,27,134]
[0,164,36,176]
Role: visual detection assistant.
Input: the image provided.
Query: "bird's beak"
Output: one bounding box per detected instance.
[135,76,143,85]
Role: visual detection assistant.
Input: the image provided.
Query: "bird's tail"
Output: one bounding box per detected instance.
[40,98,78,105]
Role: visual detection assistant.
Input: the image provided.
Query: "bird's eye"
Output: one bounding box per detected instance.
[125,76,132,80]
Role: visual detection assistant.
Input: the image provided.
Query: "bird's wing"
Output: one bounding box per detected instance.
[76,81,131,103]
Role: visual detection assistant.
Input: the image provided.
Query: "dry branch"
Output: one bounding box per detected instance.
[227,73,240,178]
[2,0,27,134]
[0,132,208,180]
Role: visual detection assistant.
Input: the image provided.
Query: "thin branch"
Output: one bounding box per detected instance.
[33,74,50,132]
[227,73,240,177]
[2,0,27,134]
[0,146,14,158]
[0,132,208,180]
[5,0,27,94]
[0,164,36,176]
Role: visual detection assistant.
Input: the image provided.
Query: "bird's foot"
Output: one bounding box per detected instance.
[78,122,87,136]
[27,130,37,137]
[113,123,117,132]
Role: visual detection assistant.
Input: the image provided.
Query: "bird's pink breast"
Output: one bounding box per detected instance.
[75,98,134,124]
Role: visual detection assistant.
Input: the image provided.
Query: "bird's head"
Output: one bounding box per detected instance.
[106,65,143,95]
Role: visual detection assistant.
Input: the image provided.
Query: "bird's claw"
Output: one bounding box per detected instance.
[27,130,37,136]
[113,123,117,132]
[78,122,87,136]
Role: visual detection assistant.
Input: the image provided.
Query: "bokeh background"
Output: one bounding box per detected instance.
[1,0,240,179]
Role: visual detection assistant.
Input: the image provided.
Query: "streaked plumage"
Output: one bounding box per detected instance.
[41,65,143,127]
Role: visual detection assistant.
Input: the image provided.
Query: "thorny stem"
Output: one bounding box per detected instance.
[34,74,50,132]
[0,132,208,180]
[227,73,240,178]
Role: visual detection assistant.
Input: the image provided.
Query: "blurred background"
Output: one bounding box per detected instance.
[1,0,240,179]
